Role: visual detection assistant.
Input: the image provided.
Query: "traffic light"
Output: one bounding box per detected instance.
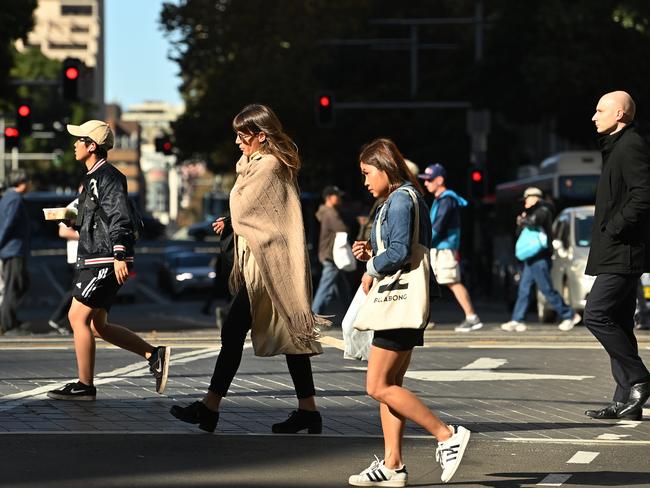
[4,127,20,150]
[315,92,334,127]
[16,100,32,136]
[155,136,173,155]
[468,166,486,200]
[62,58,81,101]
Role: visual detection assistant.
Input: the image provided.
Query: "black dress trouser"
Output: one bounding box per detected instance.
[584,273,650,402]
[208,287,316,399]
[0,257,30,331]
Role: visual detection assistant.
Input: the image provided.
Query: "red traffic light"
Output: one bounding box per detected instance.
[162,141,172,152]
[18,104,31,117]
[4,127,19,137]
[65,66,79,80]
[470,170,483,182]
[319,95,331,108]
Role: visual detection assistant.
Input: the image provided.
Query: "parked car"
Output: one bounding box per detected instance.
[158,252,216,297]
[537,206,596,322]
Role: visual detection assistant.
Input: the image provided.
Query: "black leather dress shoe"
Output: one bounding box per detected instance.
[617,382,650,418]
[585,402,642,420]
[271,409,322,434]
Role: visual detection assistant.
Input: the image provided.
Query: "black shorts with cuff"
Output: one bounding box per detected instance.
[372,328,424,351]
[72,266,121,312]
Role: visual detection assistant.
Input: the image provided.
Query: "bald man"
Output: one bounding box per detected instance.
[584,91,650,420]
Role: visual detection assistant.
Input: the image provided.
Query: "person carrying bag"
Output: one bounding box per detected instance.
[348,138,470,487]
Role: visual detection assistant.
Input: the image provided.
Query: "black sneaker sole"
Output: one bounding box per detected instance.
[47,392,96,401]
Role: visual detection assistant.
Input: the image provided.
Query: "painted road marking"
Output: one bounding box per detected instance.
[567,451,599,464]
[597,433,630,440]
[401,357,593,382]
[616,420,642,428]
[504,437,650,445]
[537,474,572,486]
[0,346,235,412]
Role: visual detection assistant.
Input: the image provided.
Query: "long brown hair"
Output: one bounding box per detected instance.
[233,104,301,180]
[359,138,423,195]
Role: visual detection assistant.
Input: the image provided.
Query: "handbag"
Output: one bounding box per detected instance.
[342,284,373,360]
[353,188,430,331]
[515,227,548,261]
[332,232,357,272]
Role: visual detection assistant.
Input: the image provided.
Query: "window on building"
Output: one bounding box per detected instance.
[61,5,93,16]
[70,25,90,33]
[49,42,87,50]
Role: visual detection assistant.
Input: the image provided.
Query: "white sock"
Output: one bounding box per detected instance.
[466,314,478,321]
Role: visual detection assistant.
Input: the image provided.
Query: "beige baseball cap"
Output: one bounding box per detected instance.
[67,120,114,150]
[522,187,543,199]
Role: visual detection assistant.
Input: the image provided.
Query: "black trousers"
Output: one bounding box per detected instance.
[584,273,650,402]
[0,257,30,331]
[49,264,76,326]
[208,287,316,399]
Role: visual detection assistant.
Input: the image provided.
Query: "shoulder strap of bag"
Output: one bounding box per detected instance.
[375,187,420,254]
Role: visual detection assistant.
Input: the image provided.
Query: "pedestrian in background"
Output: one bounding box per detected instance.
[501,187,580,332]
[584,91,650,420]
[47,120,170,401]
[0,169,31,335]
[419,164,484,332]
[170,104,326,434]
[348,138,470,487]
[312,185,351,322]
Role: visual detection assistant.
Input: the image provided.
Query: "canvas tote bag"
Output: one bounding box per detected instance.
[353,187,430,331]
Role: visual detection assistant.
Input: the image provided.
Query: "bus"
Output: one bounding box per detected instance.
[492,151,602,307]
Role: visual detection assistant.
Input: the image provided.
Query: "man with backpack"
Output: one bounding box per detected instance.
[47,120,170,401]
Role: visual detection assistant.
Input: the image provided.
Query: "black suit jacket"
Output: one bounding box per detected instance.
[586,124,650,275]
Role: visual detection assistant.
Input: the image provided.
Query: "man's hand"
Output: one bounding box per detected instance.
[352,240,372,261]
[361,273,374,295]
[212,217,226,235]
[114,260,129,285]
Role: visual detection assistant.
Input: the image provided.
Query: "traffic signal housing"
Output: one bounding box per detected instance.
[315,92,334,127]
[4,127,20,150]
[155,135,173,155]
[62,58,81,101]
[467,166,486,200]
[16,100,32,136]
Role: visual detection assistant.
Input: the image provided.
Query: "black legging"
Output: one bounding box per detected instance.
[208,287,316,399]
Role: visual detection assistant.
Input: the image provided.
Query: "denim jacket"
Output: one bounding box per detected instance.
[367,182,433,278]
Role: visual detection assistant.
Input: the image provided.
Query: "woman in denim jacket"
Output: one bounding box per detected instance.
[348,139,471,487]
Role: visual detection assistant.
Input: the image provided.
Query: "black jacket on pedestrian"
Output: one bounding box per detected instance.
[75,159,135,268]
[518,200,554,261]
[586,124,650,275]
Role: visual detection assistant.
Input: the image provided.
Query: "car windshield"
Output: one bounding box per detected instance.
[574,214,594,247]
[172,255,212,268]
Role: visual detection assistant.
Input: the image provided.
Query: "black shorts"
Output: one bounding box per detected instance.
[72,266,121,312]
[372,328,424,351]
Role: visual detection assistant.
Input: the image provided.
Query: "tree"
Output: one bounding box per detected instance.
[0,1,37,104]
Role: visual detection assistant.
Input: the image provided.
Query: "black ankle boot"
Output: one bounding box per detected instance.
[170,401,219,433]
[272,409,322,434]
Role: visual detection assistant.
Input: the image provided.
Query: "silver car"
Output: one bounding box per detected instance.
[537,206,596,322]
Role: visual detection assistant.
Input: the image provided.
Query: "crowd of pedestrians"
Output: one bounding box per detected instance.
[2,90,650,486]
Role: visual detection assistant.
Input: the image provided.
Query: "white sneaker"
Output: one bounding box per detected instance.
[500,320,527,332]
[436,425,471,483]
[348,456,408,487]
[454,316,484,333]
[558,312,582,332]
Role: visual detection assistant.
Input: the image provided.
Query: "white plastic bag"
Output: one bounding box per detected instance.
[342,284,372,361]
[333,232,357,272]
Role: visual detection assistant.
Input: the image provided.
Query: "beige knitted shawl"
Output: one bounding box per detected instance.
[229,152,325,347]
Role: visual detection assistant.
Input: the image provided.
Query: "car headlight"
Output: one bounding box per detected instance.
[208,271,216,279]
[176,272,194,281]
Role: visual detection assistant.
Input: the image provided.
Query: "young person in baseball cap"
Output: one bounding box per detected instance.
[418,163,484,332]
[47,120,171,401]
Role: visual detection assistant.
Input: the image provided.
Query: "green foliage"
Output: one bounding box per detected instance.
[0,0,37,102]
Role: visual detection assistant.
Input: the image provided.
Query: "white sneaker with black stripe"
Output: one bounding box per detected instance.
[348,456,408,487]
[436,425,471,483]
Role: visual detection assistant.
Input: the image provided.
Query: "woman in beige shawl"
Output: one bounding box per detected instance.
[170,104,325,434]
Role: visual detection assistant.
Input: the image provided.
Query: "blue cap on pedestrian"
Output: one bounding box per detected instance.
[418,163,446,181]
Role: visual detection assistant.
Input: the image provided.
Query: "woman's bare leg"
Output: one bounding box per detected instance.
[68,298,97,385]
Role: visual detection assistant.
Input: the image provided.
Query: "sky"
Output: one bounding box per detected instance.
[105,0,182,109]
